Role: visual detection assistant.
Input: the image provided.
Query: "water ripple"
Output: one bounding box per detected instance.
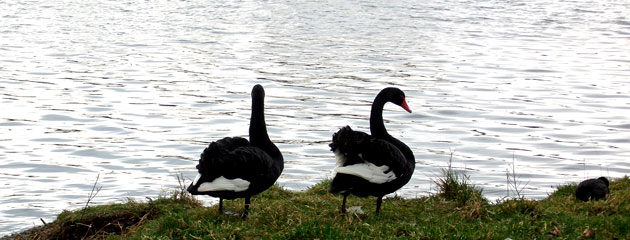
[1,0,630,236]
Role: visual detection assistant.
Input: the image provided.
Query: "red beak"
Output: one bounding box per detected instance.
[401,99,412,113]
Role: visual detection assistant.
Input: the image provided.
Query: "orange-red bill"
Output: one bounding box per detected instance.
[401,99,412,113]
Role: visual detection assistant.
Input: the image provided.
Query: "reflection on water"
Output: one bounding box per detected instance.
[1,0,629,235]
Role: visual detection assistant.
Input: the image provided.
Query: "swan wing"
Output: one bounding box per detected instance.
[331,126,408,183]
[191,137,275,193]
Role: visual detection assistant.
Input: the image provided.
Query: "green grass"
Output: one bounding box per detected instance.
[433,163,485,208]
[5,175,630,240]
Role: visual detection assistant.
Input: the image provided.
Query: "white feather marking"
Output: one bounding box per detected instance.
[192,173,202,186]
[197,176,250,192]
[334,162,396,184]
[334,150,347,167]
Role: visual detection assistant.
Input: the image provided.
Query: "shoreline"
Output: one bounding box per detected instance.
[3,175,629,239]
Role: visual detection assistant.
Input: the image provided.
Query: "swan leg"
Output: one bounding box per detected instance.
[376,196,383,214]
[218,198,224,214]
[242,197,251,218]
[341,195,348,213]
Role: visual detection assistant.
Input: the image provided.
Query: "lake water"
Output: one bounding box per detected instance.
[1,0,629,235]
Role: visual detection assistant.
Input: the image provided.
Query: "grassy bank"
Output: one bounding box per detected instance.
[4,175,630,239]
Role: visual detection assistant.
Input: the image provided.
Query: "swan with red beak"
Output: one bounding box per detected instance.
[329,87,415,214]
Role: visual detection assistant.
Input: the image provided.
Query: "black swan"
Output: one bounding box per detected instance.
[187,84,283,218]
[329,87,415,214]
[575,177,609,202]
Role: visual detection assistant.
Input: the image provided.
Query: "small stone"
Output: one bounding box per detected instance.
[583,228,594,238]
[347,206,364,215]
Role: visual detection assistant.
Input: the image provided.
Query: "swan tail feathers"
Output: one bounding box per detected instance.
[330,126,370,154]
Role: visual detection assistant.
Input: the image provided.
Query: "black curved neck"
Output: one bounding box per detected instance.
[369,93,389,139]
[369,93,415,162]
[249,94,282,159]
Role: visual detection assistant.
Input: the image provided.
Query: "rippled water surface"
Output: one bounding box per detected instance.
[1,0,629,235]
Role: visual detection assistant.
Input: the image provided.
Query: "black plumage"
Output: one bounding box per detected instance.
[575,177,609,202]
[329,87,415,214]
[187,84,283,218]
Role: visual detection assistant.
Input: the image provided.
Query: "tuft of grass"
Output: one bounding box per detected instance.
[496,198,541,218]
[433,153,485,207]
[5,176,630,239]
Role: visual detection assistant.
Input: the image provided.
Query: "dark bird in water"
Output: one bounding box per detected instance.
[187,84,283,218]
[329,87,415,214]
[575,177,609,202]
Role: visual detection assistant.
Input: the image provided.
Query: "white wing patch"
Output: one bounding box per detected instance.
[196,175,250,192]
[334,162,396,184]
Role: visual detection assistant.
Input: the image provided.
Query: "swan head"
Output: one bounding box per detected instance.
[380,87,412,113]
[252,84,265,98]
